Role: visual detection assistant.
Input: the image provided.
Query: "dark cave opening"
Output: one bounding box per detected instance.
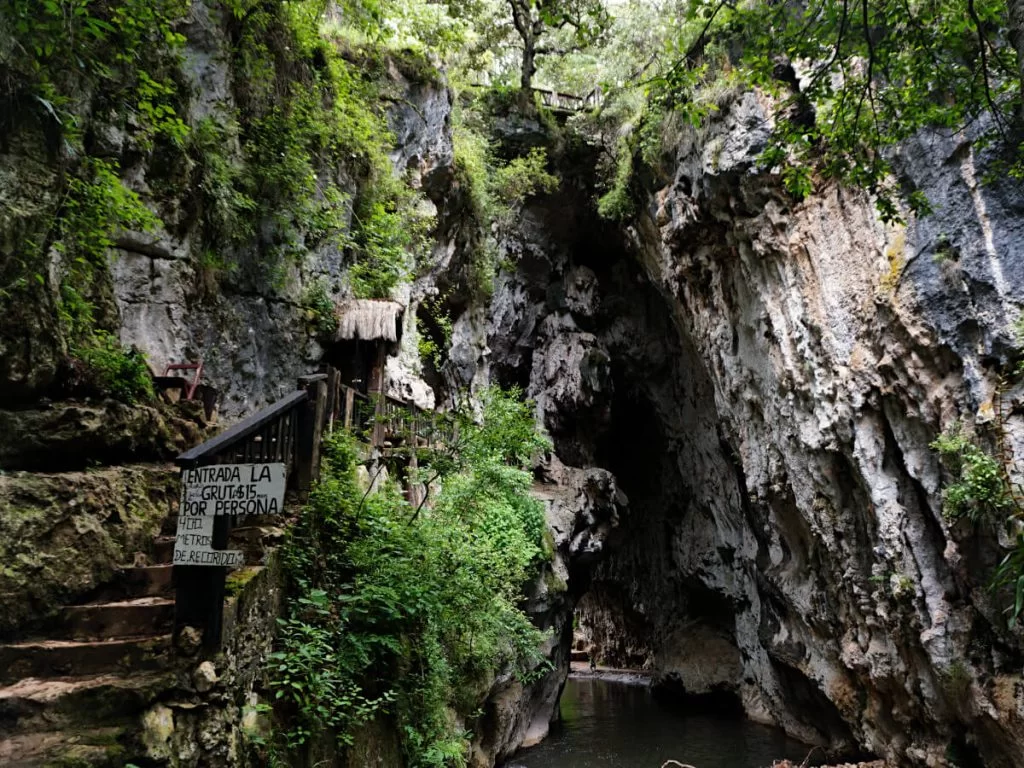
[651,677,746,719]
[593,367,667,502]
[496,184,872,761]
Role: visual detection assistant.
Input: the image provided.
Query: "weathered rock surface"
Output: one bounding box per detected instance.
[0,465,178,635]
[139,555,283,767]
[0,399,209,471]
[466,92,1024,767]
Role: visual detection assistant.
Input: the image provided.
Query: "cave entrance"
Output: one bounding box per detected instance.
[563,359,752,720]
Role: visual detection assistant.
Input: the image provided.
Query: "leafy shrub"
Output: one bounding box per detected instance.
[992,531,1024,628]
[931,424,1012,522]
[72,331,154,405]
[301,279,339,339]
[449,107,562,296]
[492,147,559,209]
[932,421,1024,626]
[54,158,161,358]
[416,297,453,371]
[222,2,435,296]
[270,387,552,764]
[596,138,636,221]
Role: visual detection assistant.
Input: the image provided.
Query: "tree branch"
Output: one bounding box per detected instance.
[967,0,1008,134]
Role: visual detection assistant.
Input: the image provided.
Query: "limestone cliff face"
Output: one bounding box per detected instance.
[109,6,453,418]
[0,0,453,419]
[460,95,1024,766]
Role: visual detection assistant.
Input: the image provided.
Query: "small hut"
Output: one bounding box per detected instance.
[328,299,404,396]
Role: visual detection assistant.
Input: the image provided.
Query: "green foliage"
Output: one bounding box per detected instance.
[449,98,562,295]
[492,148,559,208]
[271,388,552,764]
[225,2,434,297]
[596,138,637,220]
[660,0,1023,220]
[931,421,1024,627]
[54,157,161,345]
[504,0,612,89]
[450,114,500,296]
[56,158,160,273]
[417,297,453,370]
[3,0,187,380]
[453,120,494,224]
[931,423,1012,522]
[992,530,1024,628]
[4,0,190,146]
[301,278,340,339]
[189,116,257,255]
[71,331,154,405]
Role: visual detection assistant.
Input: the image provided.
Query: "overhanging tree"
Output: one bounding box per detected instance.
[657,0,1023,218]
[506,0,611,90]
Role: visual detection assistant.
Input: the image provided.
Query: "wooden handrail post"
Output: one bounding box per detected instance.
[343,386,356,430]
[296,374,328,498]
[324,366,340,434]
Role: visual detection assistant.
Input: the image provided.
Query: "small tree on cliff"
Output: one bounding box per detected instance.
[506,0,611,91]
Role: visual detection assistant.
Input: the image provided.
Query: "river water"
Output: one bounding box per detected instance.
[508,676,812,768]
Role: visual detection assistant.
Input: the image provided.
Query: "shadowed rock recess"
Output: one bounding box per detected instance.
[446,94,1024,767]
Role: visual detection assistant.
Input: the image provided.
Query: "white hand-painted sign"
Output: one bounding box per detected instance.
[179,462,286,517]
[173,462,286,567]
[173,511,245,567]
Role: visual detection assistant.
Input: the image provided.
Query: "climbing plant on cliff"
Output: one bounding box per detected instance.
[216,0,435,297]
[268,387,551,765]
[933,416,1024,627]
[0,0,190,400]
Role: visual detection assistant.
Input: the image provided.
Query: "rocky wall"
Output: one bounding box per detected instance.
[140,557,283,766]
[461,97,1024,767]
[0,464,179,635]
[0,0,454,420]
[616,94,1024,766]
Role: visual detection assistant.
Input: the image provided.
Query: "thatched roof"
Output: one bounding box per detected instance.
[335,300,403,342]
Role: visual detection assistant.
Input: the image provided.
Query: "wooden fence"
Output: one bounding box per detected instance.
[173,367,436,646]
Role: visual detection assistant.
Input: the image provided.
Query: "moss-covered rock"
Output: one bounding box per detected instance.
[0,399,209,472]
[0,465,179,635]
[0,132,65,403]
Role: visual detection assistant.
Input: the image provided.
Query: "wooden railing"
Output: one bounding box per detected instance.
[174,374,330,647]
[466,83,603,114]
[173,367,448,646]
[533,86,602,113]
[177,390,305,469]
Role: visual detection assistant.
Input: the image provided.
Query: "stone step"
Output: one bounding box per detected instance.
[0,672,171,736]
[90,565,174,602]
[153,535,177,565]
[0,635,171,685]
[60,598,174,641]
[0,726,126,767]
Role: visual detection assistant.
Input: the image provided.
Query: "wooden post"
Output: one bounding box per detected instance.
[173,460,228,651]
[343,386,355,430]
[295,374,328,498]
[369,344,387,447]
[324,366,340,434]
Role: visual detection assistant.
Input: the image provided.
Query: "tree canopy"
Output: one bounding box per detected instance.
[346,0,1022,215]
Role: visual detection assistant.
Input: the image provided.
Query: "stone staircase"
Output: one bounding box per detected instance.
[0,508,180,766]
